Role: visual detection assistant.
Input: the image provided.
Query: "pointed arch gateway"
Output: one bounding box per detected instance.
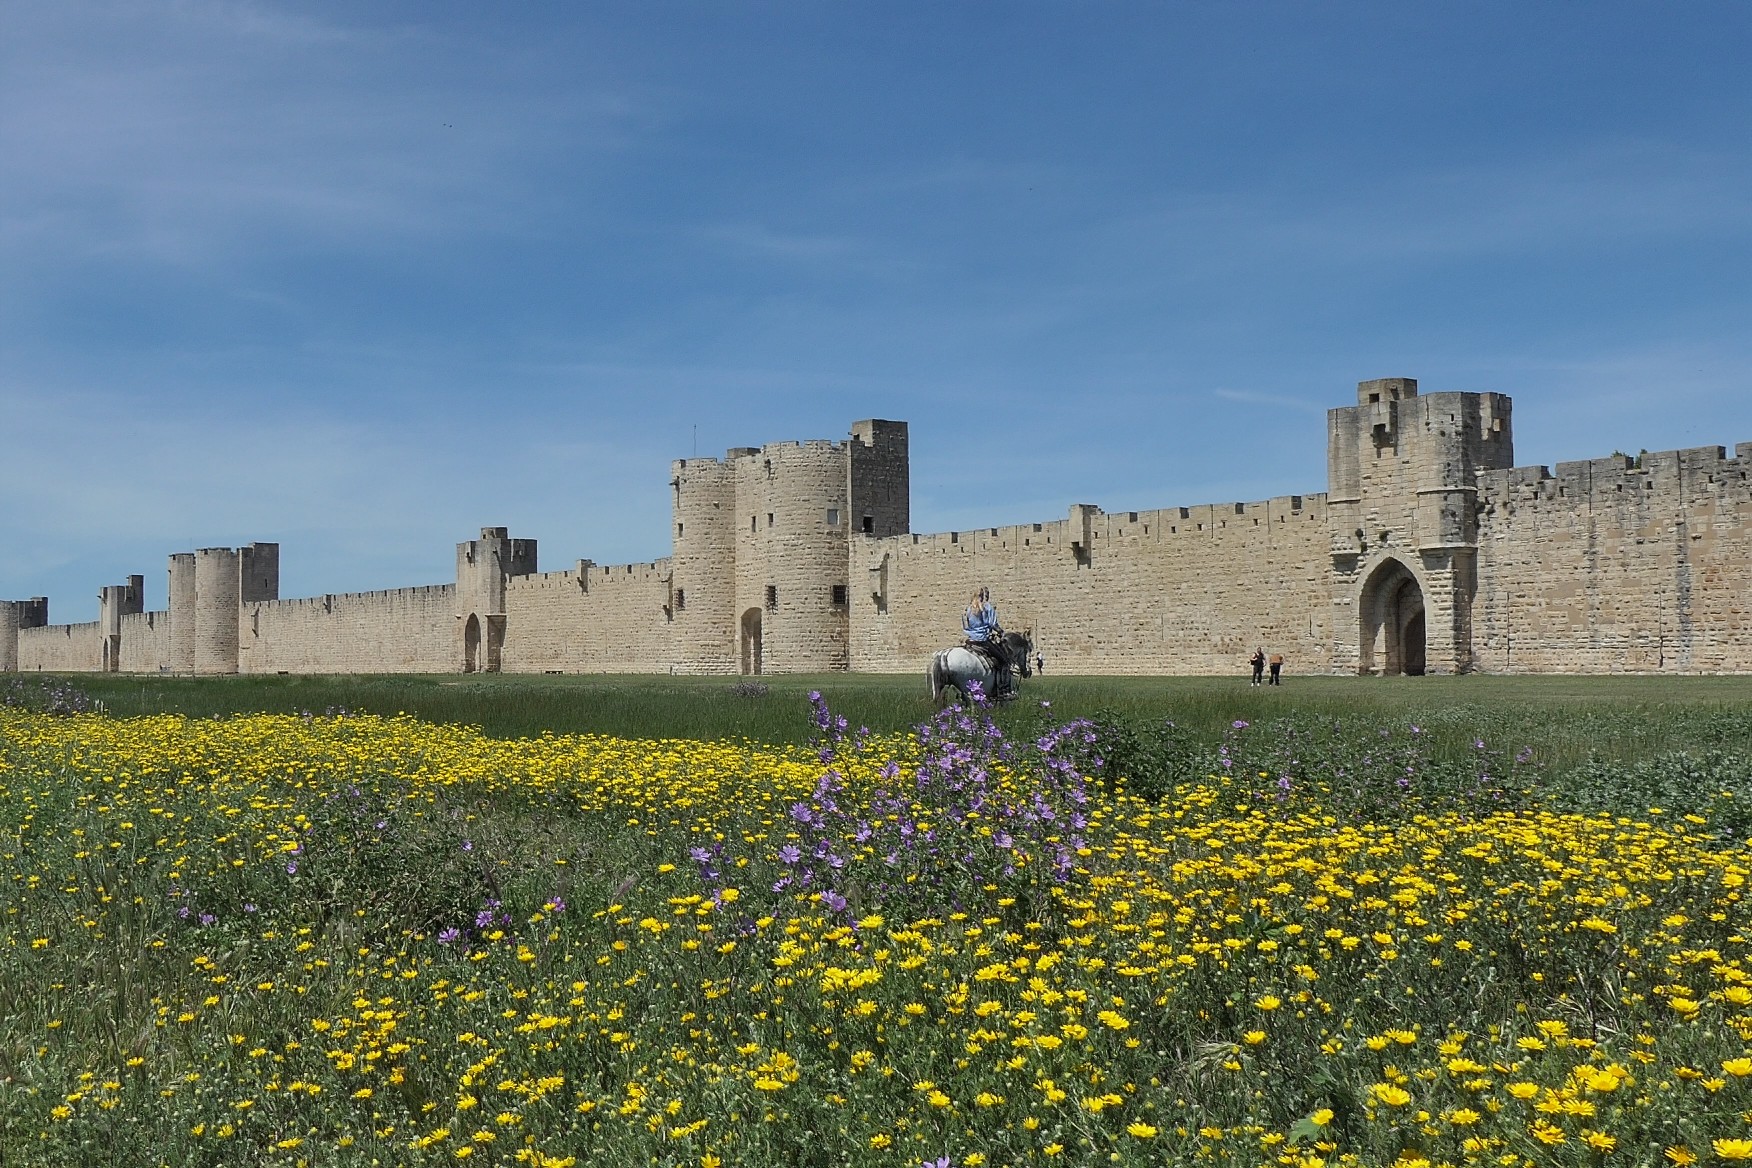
[1359,558,1427,676]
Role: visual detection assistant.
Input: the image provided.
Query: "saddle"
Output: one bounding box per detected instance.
[964,634,1004,665]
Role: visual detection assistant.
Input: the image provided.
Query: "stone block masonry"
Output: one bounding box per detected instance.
[6,384,1752,676]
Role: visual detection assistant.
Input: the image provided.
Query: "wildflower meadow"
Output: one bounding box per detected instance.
[3,681,1752,1167]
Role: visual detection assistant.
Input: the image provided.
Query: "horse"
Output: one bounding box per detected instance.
[927,629,1034,705]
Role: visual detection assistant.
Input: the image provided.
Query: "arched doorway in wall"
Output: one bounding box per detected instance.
[740,608,763,675]
[1359,559,1427,676]
[463,614,481,673]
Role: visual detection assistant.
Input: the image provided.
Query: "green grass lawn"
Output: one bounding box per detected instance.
[16,669,1752,781]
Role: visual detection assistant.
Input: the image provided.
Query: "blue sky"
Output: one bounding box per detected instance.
[5,2,1751,622]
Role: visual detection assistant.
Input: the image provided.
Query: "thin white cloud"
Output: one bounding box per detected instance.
[0,3,643,271]
[1212,388,1326,415]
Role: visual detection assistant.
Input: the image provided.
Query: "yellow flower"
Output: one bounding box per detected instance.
[1723,1057,1752,1077]
[1715,1139,1752,1160]
[1583,1130,1616,1152]
[1372,1084,1412,1107]
[1127,1122,1158,1139]
[1310,1108,1333,1127]
[1664,1147,1697,1166]
[1530,1120,1566,1146]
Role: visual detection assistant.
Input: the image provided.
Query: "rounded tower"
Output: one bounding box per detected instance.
[0,601,17,673]
[193,547,241,674]
[670,456,739,674]
[168,553,197,672]
[734,440,849,673]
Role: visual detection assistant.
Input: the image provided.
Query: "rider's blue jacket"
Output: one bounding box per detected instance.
[963,601,999,643]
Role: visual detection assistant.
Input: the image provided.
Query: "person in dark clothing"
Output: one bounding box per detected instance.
[1249,648,1265,687]
[1268,653,1284,685]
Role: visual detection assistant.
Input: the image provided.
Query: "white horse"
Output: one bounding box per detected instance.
[927,630,1034,704]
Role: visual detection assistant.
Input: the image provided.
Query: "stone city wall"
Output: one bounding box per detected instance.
[118,611,171,673]
[240,586,458,674]
[9,389,1752,678]
[502,561,675,673]
[1472,443,1752,673]
[851,494,1333,675]
[19,622,100,672]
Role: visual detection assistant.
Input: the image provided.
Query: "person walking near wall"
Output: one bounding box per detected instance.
[1250,647,1265,687]
[1268,653,1284,685]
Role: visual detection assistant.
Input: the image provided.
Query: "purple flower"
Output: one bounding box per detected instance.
[777,844,802,865]
[438,927,461,944]
[285,862,298,875]
[199,913,216,926]
[1232,719,1249,730]
[544,897,567,914]
[461,839,474,853]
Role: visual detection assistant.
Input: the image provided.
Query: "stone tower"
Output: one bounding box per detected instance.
[0,601,18,673]
[667,420,908,675]
[167,543,279,674]
[1326,378,1513,674]
[1,599,47,672]
[669,456,739,674]
[456,528,536,672]
[98,576,145,672]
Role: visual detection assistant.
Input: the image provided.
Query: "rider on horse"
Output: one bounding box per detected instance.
[962,587,1015,699]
